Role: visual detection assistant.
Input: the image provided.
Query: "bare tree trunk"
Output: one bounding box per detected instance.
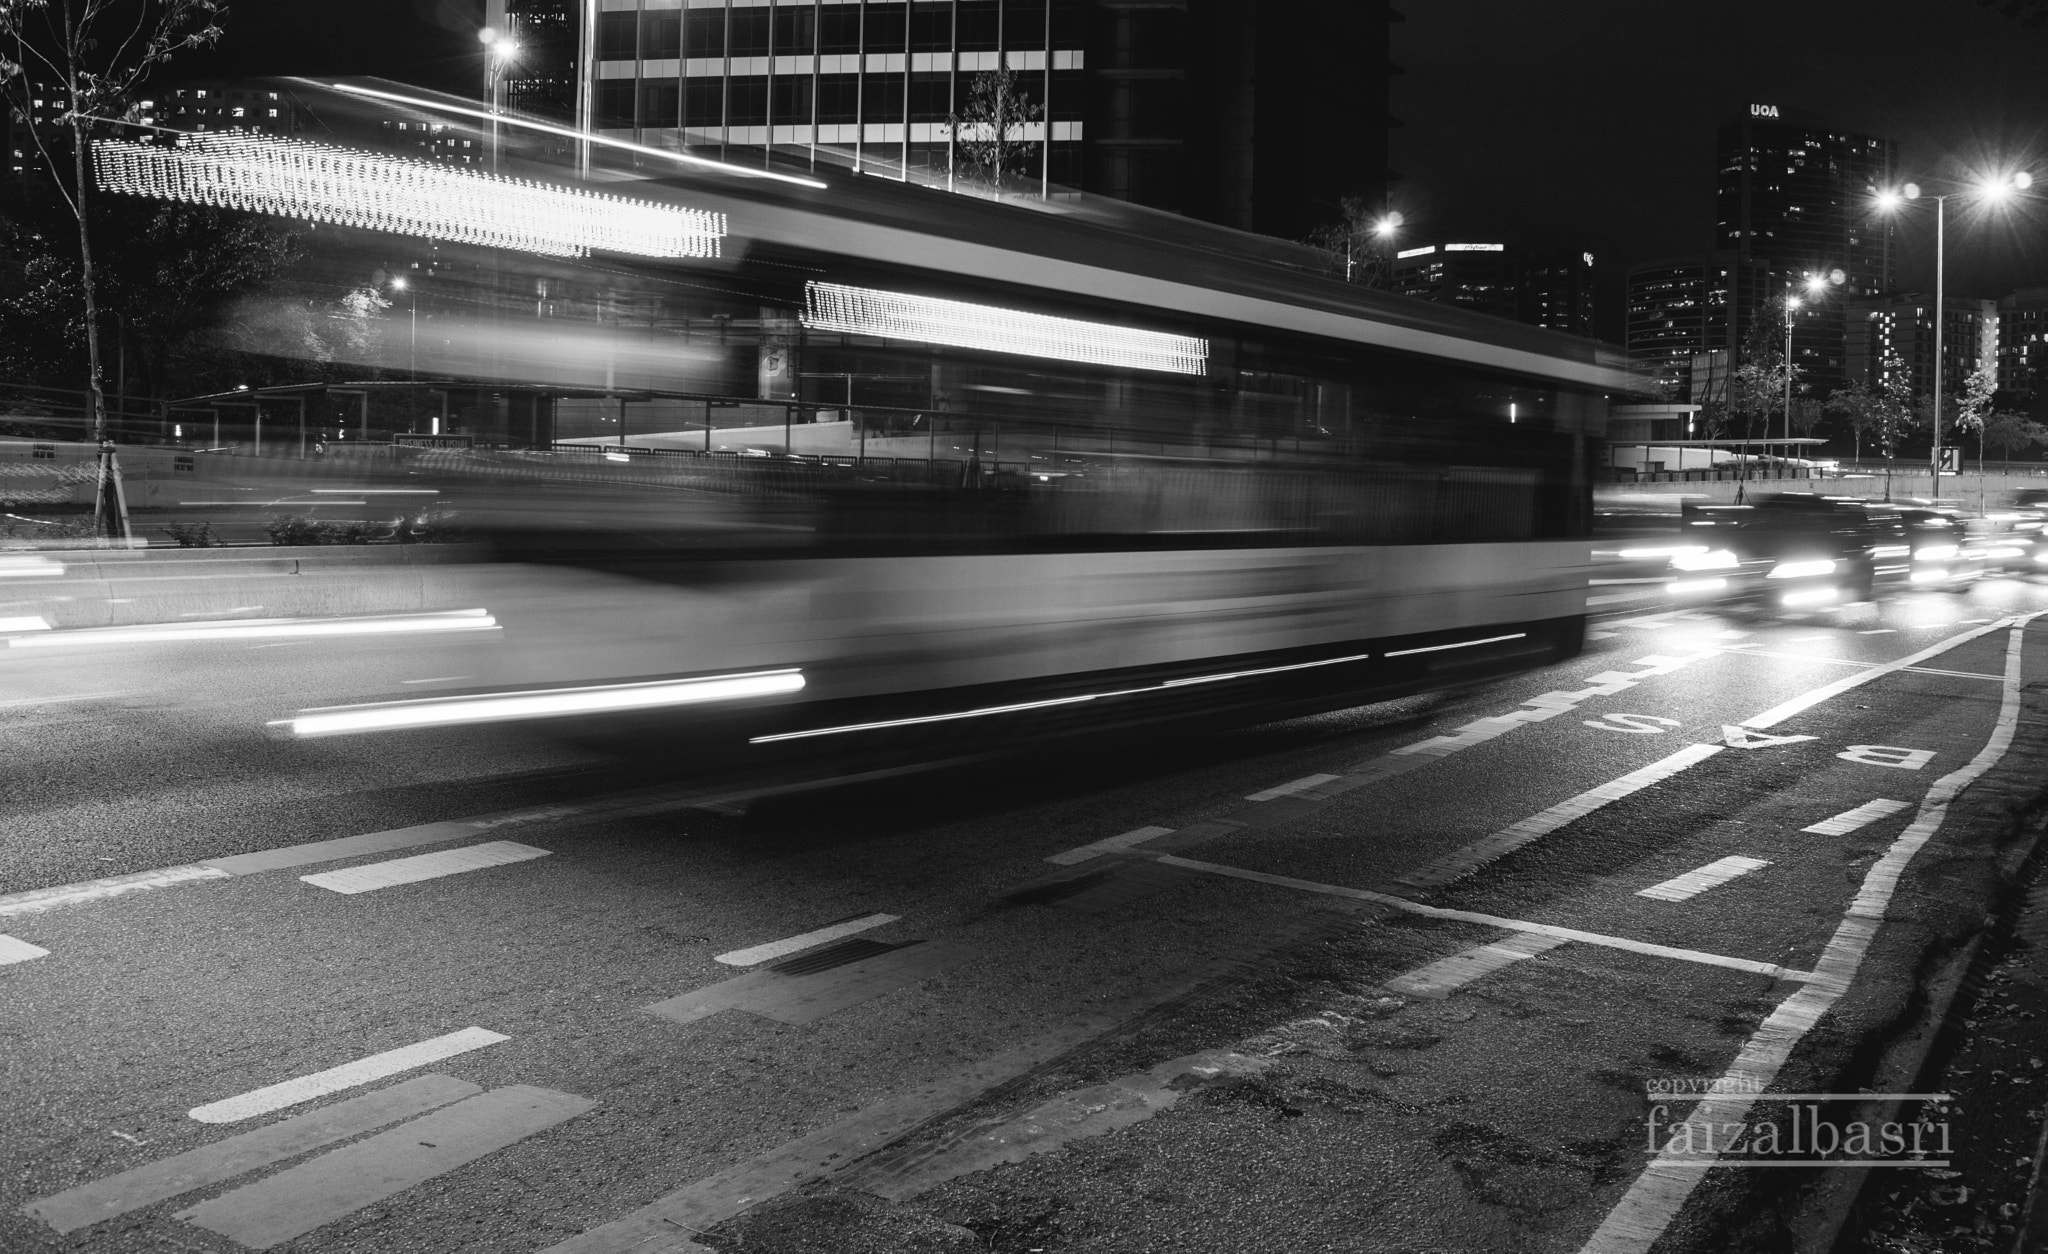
[70,114,106,442]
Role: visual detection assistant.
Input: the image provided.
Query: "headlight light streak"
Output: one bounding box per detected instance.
[802,281,1208,376]
[1667,578,1728,595]
[1912,544,1960,562]
[750,639,1524,745]
[1767,559,1837,580]
[93,134,726,260]
[283,669,807,737]
[1779,586,1839,607]
[0,555,63,577]
[11,609,499,648]
[1670,549,1738,572]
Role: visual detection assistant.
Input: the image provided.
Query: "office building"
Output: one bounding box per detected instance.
[1845,293,1999,399]
[574,0,1395,242]
[1624,251,1769,397]
[1999,287,2048,401]
[4,80,67,181]
[1519,248,1597,339]
[491,0,579,122]
[1393,242,1515,320]
[1715,104,1897,389]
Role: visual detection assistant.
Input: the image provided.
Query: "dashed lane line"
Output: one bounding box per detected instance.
[0,864,230,920]
[1150,855,1813,983]
[177,1085,594,1250]
[1801,799,1912,836]
[0,934,50,964]
[1721,648,2004,682]
[23,1074,481,1235]
[188,1027,509,1124]
[1384,933,1567,999]
[1045,826,1176,866]
[1577,612,2044,1254]
[1245,773,1341,802]
[1636,856,1772,903]
[715,913,900,966]
[298,840,550,895]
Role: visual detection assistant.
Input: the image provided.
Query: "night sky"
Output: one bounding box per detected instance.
[188,1,2048,317]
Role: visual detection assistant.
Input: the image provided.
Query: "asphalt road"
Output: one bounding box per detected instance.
[6,574,2048,1254]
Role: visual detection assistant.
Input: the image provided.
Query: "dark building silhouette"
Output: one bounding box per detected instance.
[1625,250,1769,397]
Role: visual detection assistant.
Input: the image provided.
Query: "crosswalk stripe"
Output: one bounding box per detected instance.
[1801,799,1911,836]
[298,841,549,895]
[0,934,50,965]
[188,1027,509,1124]
[1636,856,1772,902]
[24,1074,480,1235]
[1385,934,1566,998]
[715,913,899,966]
[177,1086,594,1249]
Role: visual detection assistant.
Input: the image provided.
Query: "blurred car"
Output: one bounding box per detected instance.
[1666,494,1896,611]
[1897,506,1982,588]
[1980,488,2048,574]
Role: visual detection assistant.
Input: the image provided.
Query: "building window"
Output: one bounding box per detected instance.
[774,6,816,54]
[685,9,726,55]
[730,8,769,56]
[598,10,636,59]
[597,79,635,129]
[729,76,767,126]
[817,74,859,124]
[818,7,860,54]
[865,3,907,49]
[771,76,814,123]
[641,10,680,59]
[685,78,723,128]
[911,1,952,51]
[641,80,679,127]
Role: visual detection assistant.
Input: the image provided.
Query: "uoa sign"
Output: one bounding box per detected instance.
[1750,103,1780,118]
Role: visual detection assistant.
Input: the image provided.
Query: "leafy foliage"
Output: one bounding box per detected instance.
[1982,412,2048,459]
[1301,197,1397,289]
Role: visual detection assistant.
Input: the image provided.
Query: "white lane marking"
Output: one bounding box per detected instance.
[0,934,51,964]
[400,675,472,685]
[299,841,550,895]
[1801,799,1911,836]
[1385,933,1566,998]
[0,690,128,710]
[1387,650,1721,762]
[10,609,498,648]
[1245,774,1340,802]
[1152,855,1810,983]
[1743,617,2018,729]
[1384,632,1526,658]
[1636,856,1772,903]
[1838,745,1936,771]
[1045,825,1176,866]
[1577,612,2042,1253]
[188,1027,510,1124]
[1390,743,1727,890]
[0,615,51,632]
[0,864,230,919]
[0,555,63,576]
[714,913,900,966]
[1583,713,1679,734]
[1858,628,1897,635]
[1721,725,1817,749]
[1723,648,2004,681]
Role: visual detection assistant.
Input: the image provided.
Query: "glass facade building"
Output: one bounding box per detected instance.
[1624,251,1768,397]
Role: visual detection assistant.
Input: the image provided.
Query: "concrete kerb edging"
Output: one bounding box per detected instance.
[1784,689,2048,1254]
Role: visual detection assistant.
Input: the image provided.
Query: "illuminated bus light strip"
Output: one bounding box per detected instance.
[802,281,1208,376]
[93,134,725,260]
[752,648,1383,744]
[284,669,805,737]
[10,609,498,648]
[330,81,829,191]
[1383,633,1528,658]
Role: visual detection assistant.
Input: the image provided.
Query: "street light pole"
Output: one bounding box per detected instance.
[1783,290,1796,476]
[1932,195,1946,503]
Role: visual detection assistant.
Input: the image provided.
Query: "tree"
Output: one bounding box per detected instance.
[1,0,224,538]
[1951,366,1997,473]
[949,67,1042,193]
[1982,411,2048,461]
[1302,198,1398,289]
[1825,356,1916,475]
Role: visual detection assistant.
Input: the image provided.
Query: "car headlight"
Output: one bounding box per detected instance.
[1672,549,1738,572]
[1913,544,1959,562]
[1767,559,1837,580]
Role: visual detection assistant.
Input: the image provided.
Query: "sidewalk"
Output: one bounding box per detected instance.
[1844,870,2048,1253]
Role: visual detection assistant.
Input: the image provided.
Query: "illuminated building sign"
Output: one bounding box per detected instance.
[1750,103,1780,118]
[1445,243,1505,252]
[92,134,726,259]
[1396,245,1437,259]
[802,282,1209,376]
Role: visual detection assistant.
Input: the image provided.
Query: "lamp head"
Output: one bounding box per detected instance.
[1373,212,1403,237]
[391,276,407,291]
[478,26,497,44]
[1804,274,1829,296]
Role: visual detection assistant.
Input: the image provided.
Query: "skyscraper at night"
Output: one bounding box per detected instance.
[569,0,1395,243]
[1624,250,1769,397]
[1715,104,1897,389]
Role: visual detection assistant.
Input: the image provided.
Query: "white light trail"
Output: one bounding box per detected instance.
[330,80,828,191]
[93,134,726,260]
[283,669,805,737]
[802,281,1209,376]
[0,555,63,578]
[10,609,499,648]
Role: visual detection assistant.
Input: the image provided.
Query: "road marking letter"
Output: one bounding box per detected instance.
[1837,745,1937,771]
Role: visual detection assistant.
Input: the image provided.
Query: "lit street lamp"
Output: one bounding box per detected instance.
[1875,170,2033,502]
[1782,270,1842,466]
[391,275,416,381]
[478,27,520,173]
